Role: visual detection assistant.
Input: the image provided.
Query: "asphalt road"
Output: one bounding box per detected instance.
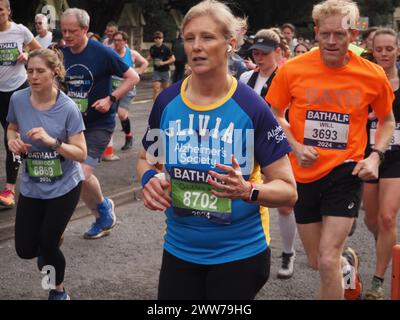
[0,199,395,300]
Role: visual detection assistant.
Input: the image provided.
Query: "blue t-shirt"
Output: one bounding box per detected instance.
[7,88,85,199]
[62,39,129,129]
[142,77,291,264]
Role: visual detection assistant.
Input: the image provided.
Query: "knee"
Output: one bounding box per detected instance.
[15,245,37,260]
[379,212,397,231]
[81,165,93,182]
[318,253,339,275]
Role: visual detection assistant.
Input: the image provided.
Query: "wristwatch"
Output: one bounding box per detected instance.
[109,94,117,103]
[51,138,63,150]
[249,182,259,202]
[371,148,385,163]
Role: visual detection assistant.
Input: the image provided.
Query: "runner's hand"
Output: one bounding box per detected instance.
[16,51,28,64]
[8,138,31,155]
[293,144,319,167]
[352,156,379,181]
[142,177,172,211]
[26,127,54,147]
[208,155,252,200]
[92,97,113,113]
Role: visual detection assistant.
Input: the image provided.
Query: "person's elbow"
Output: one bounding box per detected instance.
[287,184,298,207]
[125,69,140,88]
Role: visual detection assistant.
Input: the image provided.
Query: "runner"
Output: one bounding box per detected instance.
[34,14,53,49]
[102,21,118,48]
[137,0,297,300]
[239,28,297,279]
[60,8,139,239]
[8,49,86,300]
[147,31,175,101]
[112,31,148,151]
[0,0,41,209]
[266,0,395,300]
[363,28,400,300]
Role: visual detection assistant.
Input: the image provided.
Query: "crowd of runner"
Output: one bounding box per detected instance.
[0,0,399,300]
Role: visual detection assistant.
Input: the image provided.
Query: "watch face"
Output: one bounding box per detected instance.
[251,189,259,201]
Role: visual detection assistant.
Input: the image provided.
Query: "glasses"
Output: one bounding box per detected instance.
[154,37,163,40]
[113,39,124,42]
[35,22,43,25]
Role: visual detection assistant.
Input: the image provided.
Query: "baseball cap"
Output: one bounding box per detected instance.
[249,37,279,53]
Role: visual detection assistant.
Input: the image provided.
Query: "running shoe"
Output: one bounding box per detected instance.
[83,198,116,239]
[48,289,70,300]
[342,247,363,300]
[365,277,384,300]
[0,189,15,208]
[277,251,295,279]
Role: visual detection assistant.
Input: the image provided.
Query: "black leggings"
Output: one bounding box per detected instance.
[15,182,82,285]
[158,248,270,300]
[0,82,29,184]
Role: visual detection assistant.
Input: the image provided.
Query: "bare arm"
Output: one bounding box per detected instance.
[131,49,149,75]
[352,111,395,180]
[92,67,139,113]
[272,106,319,167]
[208,155,297,208]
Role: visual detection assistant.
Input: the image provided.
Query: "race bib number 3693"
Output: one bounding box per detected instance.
[303,110,349,150]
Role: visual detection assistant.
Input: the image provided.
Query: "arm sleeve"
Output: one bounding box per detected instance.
[21,25,34,45]
[66,101,86,137]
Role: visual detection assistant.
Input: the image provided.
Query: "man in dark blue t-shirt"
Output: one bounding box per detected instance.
[61,8,139,239]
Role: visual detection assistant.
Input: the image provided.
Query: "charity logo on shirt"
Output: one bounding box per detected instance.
[65,64,94,113]
[0,42,19,66]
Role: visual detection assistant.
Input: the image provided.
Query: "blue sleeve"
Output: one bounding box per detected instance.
[66,99,86,137]
[142,95,163,151]
[253,103,291,168]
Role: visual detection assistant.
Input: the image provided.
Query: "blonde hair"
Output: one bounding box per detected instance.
[373,28,399,47]
[255,29,281,44]
[28,49,66,88]
[312,0,359,28]
[0,0,10,9]
[271,28,291,59]
[181,0,238,41]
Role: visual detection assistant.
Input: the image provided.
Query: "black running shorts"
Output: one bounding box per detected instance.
[294,162,362,224]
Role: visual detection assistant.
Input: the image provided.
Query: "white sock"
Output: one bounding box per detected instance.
[278,211,297,254]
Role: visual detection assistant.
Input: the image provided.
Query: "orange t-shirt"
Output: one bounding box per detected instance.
[266,49,394,183]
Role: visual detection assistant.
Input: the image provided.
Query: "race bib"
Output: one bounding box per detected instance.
[25,151,63,183]
[71,97,89,113]
[0,43,19,66]
[170,168,232,224]
[370,121,400,151]
[112,76,123,91]
[304,110,349,150]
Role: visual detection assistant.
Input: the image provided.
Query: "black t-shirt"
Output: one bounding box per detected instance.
[150,44,173,72]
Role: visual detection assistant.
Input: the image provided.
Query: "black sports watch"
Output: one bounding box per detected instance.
[109,94,117,103]
[51,138,63,150]
[371,148,385,163]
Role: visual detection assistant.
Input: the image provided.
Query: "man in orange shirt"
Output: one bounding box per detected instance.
[267,0,395,300]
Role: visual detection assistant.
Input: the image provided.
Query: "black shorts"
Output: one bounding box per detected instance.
[364,158,400,184]
[294,162,362,224]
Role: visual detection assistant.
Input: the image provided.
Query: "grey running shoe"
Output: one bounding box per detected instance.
[365,278,384,300]
[277,252,295,279]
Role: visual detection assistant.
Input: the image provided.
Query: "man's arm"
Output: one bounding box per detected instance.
[272,107,319,167]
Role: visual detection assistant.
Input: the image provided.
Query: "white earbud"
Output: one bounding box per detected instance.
[227,45,233,53]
